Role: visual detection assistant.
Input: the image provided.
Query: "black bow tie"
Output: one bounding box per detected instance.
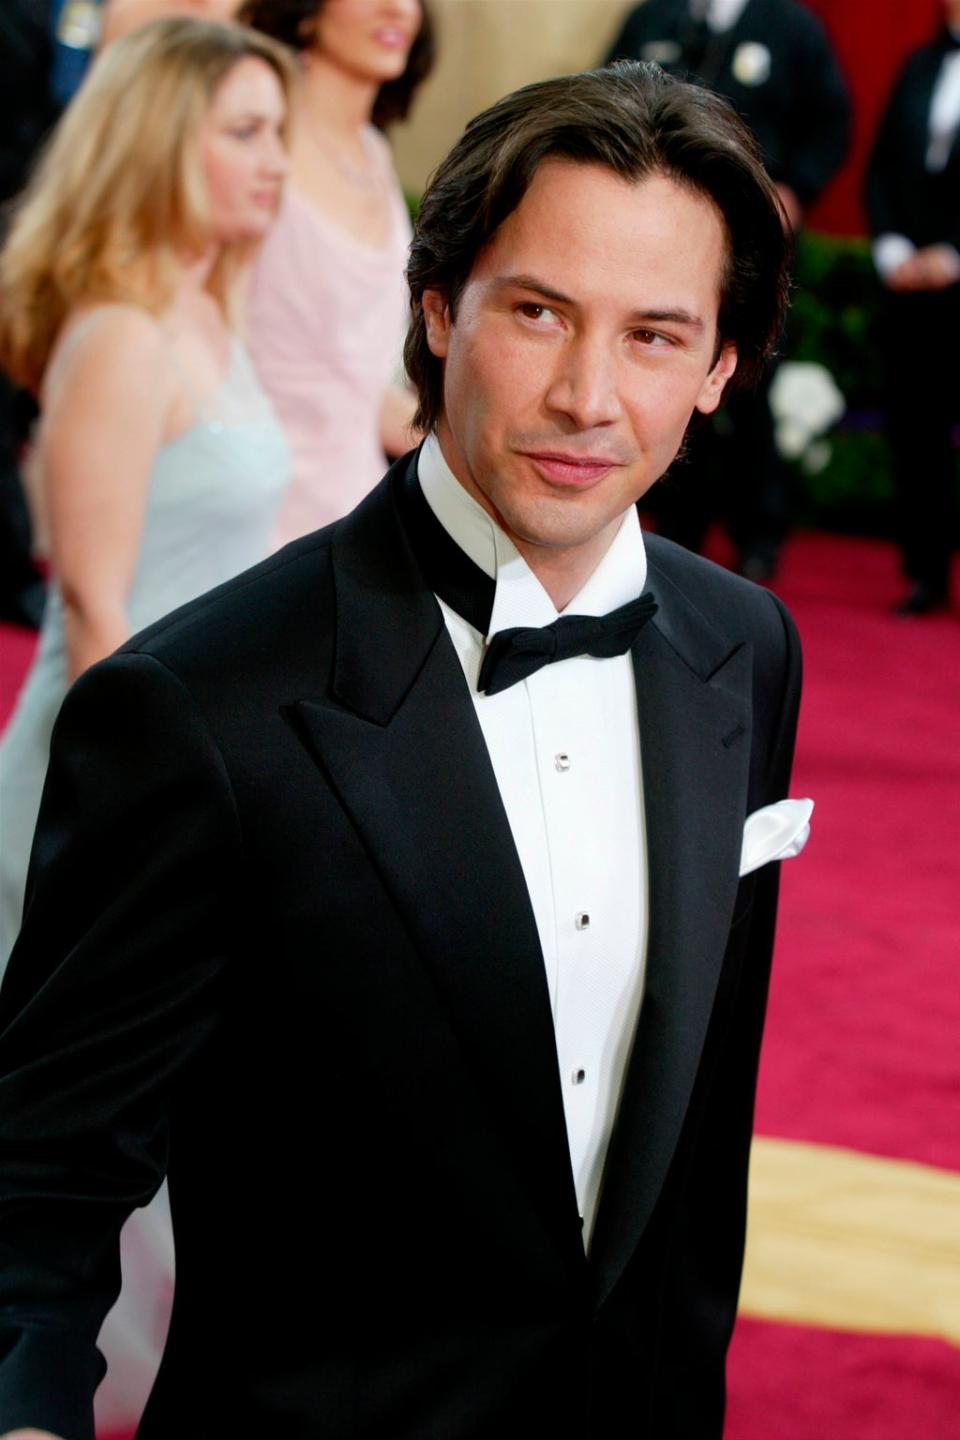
[477,595,658,696]
[397,461,658,696]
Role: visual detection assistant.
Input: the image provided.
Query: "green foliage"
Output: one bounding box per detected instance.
[784,231,895,530]
[788,428,896,534]
[787,231,885,410]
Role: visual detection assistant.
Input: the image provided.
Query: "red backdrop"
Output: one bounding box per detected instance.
[801,0,943,234]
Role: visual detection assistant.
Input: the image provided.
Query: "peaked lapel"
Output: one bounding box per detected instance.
[285,463,585,1274]
[588,557,753,1309]
[908,46,950,162]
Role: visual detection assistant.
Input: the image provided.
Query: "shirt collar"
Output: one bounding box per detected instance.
[416,432,648,638]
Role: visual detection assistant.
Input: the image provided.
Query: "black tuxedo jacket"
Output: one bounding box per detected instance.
[605,0,850,207]
[865,30,960,252]
[0,457,801,1438]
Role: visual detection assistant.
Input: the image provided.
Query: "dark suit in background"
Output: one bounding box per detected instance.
[606,0,850,575]
[0,458,800,1437]
[0,0,57,629]
[865,25,960,610]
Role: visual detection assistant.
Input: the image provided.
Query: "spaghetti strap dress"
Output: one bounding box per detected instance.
[247,125,412,547]
[0,326,289,972]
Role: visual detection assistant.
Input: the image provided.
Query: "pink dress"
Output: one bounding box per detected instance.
[248,130,412,548]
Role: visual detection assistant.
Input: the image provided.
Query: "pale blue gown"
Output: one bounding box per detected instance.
[0,330,289,972]
[0,326,289,1428]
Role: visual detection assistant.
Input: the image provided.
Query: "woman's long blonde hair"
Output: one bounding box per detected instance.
[0,16,296,392]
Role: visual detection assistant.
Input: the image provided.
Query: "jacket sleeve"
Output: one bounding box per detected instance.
[647,590,802,1435]
[0,650,242,1439]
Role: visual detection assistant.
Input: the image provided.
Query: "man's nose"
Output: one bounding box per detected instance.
[544,335,624,429]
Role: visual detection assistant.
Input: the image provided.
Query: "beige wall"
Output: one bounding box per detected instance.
[392,0,634,195]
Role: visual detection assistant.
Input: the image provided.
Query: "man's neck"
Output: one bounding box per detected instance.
[431,426,624,613]
[507,526,623,612]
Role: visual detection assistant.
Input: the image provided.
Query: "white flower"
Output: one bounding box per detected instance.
[769,362,845,462]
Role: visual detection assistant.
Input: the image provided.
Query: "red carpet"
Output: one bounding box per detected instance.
[1,530,958,1435]
[728,1319,960,1440]
[753,532,960,1171]
[0,622,35,729]
[725,533,960,1438]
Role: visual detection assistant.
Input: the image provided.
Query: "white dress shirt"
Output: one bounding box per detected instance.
[927,42,960,170]
[417,435,650,1249]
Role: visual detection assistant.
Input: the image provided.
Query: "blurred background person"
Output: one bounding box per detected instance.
[0,0,59,631]
[0,16,292,968]
[866,0,960,616]
[51,0,105,105]
[240,0,434,545]
[604,0,850,578]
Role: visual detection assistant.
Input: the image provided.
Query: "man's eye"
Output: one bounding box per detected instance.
[518,303,557,322]
[633,329,671,347]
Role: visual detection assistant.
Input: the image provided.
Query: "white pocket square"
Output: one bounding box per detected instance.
[739,798,813,877]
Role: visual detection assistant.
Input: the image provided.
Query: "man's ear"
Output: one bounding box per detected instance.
[422,289,452,359]
[694,341,738,417]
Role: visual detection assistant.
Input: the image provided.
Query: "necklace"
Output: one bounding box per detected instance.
[306,126,382,193]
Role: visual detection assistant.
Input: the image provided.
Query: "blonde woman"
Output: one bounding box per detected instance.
[0,18,293,975]
[0,20,294,1429]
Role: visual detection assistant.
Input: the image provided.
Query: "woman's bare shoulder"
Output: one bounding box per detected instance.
[43,304,168,405]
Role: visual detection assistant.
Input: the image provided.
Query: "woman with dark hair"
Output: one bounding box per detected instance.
[239,0,434,544]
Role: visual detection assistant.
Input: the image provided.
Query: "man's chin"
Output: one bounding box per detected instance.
[497,497,623,557]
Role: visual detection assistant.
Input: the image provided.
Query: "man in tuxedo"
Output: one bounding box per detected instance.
[866,0,960,615]
[605,0,850,579]
[0,61,801,1439]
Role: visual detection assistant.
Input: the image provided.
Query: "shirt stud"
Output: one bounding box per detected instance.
[572,1068,586,1085]
[575,912,590,931]
[555,753,571,772]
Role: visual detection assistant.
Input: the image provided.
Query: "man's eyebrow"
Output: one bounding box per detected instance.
[492,275,705,329]
[629,308,705,330]
[493,274,575,306]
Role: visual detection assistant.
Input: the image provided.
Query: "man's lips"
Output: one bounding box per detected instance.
[521,450,626,486]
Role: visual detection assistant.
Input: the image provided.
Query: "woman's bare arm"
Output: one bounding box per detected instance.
[41,308,175,680]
